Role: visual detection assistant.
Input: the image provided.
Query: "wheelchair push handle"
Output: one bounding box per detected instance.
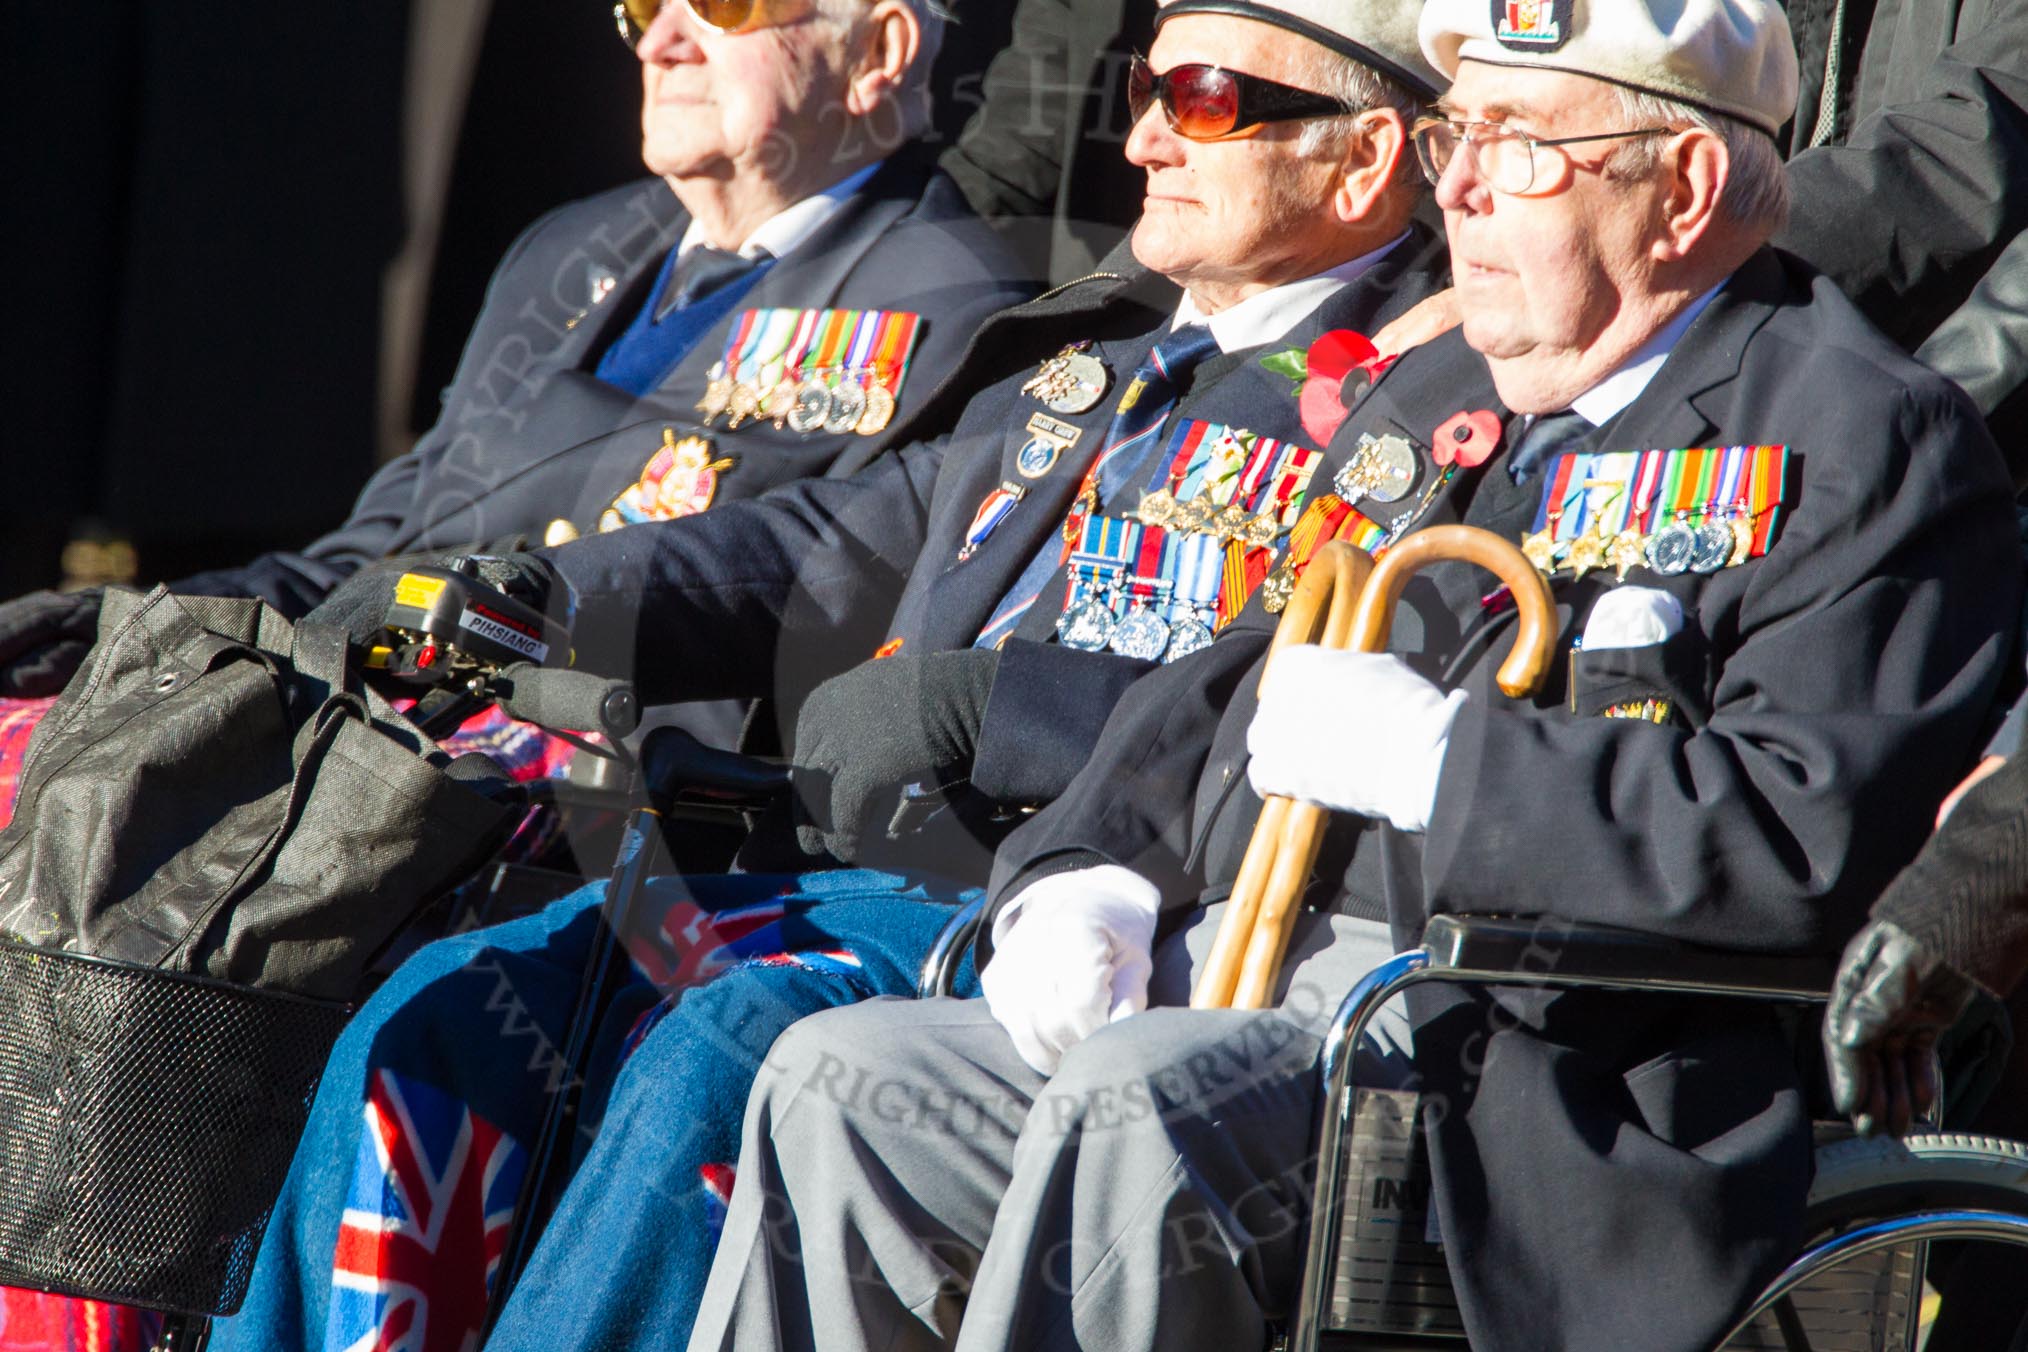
[492,663,640,744]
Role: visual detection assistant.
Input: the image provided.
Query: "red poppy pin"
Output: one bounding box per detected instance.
[1262,330,1399,445]
[1433,409,1503,467]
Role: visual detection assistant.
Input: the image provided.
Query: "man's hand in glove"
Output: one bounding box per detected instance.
[305,553,568,650]
[0,588,104,698]
[982,865,1160,1074]
[1824,920,1980,1136]
[1247,646,1466,832]
[790,648,998,862]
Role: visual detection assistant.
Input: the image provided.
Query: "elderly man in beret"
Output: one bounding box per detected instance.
[690,0,2020,1348]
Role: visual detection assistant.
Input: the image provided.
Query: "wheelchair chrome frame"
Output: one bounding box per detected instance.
[917,895,986,1000]
[1290,944,1835,1352]
[1721,1209,2028,1343]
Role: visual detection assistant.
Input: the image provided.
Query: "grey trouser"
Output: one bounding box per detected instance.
[687,907,1412,1352]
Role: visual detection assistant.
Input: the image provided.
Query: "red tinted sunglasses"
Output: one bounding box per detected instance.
[1126,54,1355,141]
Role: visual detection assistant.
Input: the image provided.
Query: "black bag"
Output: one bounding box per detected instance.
[0,585,520,1315]
[0,584,520,1000]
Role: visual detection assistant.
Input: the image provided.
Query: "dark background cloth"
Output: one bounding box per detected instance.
[0,2,1017,600]
[0,3,642,597]
[939,0,1157,284]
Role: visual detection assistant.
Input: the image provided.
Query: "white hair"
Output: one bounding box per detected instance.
[818,0,947,139]
[1604,87,1791,237]
[1293,49,1429,188]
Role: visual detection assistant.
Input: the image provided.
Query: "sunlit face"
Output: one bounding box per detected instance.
[634,0,846,185]
[1431,62,1673,400]
[1125,16,1357,306]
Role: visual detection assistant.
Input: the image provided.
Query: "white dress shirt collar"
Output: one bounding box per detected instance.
[676,161,882,262]
[1568,280,1727,427]
[1172,232,1409,353]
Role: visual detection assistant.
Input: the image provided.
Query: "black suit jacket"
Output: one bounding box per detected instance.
[988,248,2020,1350]
[543,227,1448,876]
[171,153,1035,619]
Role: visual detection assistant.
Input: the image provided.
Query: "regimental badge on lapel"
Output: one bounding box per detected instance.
[1021,341,1111,415]
[566,262,621,331]
[1493,0,1571,50]
[1016,412,1082,479]
[600,428,737,532]
[1518,444,1791,581]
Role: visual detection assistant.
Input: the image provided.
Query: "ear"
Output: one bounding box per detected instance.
[844,0,920,118]
[1651,127,1727,262]
[1333,107,1408,224]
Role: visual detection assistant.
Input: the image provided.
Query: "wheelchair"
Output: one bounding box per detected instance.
[915,901,2028,1352]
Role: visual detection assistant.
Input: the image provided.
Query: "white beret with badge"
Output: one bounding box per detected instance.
[1418,0,1800,135]
[1156,0,1446,101]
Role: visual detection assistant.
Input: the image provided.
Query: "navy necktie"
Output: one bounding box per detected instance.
[1506,409,1592,483]
[658,246,770,319]
[975,324,1223,649]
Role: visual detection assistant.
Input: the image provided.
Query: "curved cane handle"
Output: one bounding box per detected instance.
[1349,525,1557,694]
[1209,528,1560,1010]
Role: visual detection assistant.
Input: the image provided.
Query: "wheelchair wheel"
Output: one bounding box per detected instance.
[1719,1133,2028,1350]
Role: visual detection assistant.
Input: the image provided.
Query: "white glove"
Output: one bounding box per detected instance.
[1247,646,1465,833]
[1580,586,1682,650]
[982,865,1160,1075]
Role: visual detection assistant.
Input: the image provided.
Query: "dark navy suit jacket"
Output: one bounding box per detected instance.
[986,248,2021,1351]
[543,227,1448,876]
[172,152,1035,618]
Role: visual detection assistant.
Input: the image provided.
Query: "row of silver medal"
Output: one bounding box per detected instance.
[1056,577,1215,664]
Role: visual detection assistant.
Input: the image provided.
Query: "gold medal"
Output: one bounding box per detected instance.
[725,381,761,429]
[1261,558,1298,614]
[1566,526,1608,581]
[1240,512,1283,549]
[1208,502,1253,543]
[767,377,800,430]
[1170,492,1216,535]
[1133,488,1178,529]
[855,381,896,436]
[1521,530,1559,575]
[1607,531,1648,582]
[1728,513,1754,567]
[543,518,581,547]
[696,363,734,424]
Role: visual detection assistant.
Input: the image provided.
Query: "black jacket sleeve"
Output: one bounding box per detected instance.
[540,435,948,706]
[1870,743,2028,998]
[982,623,1270,930]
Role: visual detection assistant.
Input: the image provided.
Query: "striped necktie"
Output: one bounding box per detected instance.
[974,323,1223,650]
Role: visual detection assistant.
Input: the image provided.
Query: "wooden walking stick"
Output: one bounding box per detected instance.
[1193,526,1558,1010]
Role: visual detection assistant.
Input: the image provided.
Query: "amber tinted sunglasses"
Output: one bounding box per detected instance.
[1126,54,1355,141]
[615,0,812,45]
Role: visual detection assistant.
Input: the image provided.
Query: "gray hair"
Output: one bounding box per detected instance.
[1604,87,1791,237]
[818,0,947,139]
[1293,49,1429,188]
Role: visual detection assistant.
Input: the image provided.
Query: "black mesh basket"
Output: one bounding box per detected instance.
[0,940,349,1316]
